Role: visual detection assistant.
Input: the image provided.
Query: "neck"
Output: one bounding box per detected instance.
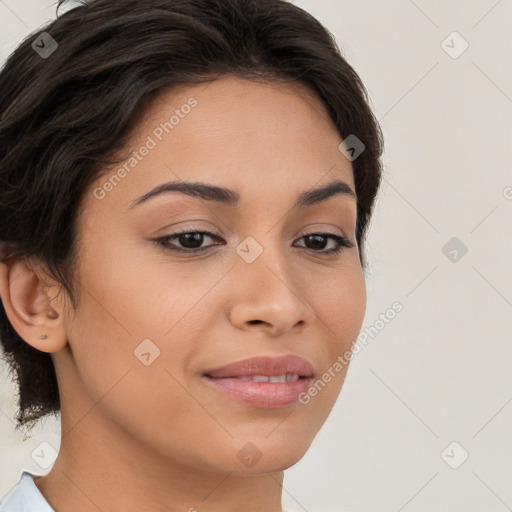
[35,406,286,512]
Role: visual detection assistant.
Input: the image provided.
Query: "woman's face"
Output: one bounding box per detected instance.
[57,75,366,474]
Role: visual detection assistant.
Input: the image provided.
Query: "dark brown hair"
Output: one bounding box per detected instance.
[0,0,383,435]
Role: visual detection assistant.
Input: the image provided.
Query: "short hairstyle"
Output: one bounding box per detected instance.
[0,0,383,435]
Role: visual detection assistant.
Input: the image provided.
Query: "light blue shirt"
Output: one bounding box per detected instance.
[0,471,54,512]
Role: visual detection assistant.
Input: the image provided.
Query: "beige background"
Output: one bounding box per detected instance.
[1,0,511,510]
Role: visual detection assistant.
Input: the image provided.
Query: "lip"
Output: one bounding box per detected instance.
[202,355,314,409]
[203,355,314,379]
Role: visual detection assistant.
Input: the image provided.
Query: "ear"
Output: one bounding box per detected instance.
[0,255,68,353]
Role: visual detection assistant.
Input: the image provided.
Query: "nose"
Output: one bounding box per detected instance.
[228,245,316,337]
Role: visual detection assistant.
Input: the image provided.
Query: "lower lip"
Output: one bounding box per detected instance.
[203,376,313,408]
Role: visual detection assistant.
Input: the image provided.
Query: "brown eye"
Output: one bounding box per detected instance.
[294,233,355,254]
[175,232,207,249]
[154,231,222,252]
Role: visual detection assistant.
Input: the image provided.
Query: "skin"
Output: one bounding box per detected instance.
[0,75,366,512]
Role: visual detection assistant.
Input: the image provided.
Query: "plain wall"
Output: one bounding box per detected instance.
[1,1,511,510]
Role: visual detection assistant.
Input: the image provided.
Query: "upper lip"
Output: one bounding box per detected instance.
[203,355,314,379]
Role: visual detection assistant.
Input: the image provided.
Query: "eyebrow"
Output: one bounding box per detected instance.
[128,179,356,210]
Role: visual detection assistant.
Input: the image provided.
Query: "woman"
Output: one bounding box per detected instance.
[0,0,383,510]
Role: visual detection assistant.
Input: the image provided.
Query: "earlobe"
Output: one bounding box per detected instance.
[0,256,68,353]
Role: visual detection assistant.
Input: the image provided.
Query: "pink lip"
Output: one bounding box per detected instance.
[202,355,314,409]
[203,355,314,379]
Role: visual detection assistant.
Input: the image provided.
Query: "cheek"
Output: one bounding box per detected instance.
[61,242,166,405]
[291,266,366,428]
[61,274,193,445]
[312,263,367,351]
[64,237,217,402]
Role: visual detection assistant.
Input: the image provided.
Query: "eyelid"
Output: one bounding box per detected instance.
[298,226,349,240]
[158,223,224,238]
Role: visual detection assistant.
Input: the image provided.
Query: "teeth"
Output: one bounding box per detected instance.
[236,374,300,383]
[253,375,271,382]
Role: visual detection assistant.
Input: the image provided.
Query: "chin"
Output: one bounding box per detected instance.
[228,456,308,477]
[227,439,313,476]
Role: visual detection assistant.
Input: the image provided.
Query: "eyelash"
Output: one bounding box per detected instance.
[152,229,355,255]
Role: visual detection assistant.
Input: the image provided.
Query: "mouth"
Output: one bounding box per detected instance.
[227,373,304,382]
[202,355,314,409]
[203,354,314,379]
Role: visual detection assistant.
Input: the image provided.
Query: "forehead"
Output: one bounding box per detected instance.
[127,75,344,164]
[82,75,354,219]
